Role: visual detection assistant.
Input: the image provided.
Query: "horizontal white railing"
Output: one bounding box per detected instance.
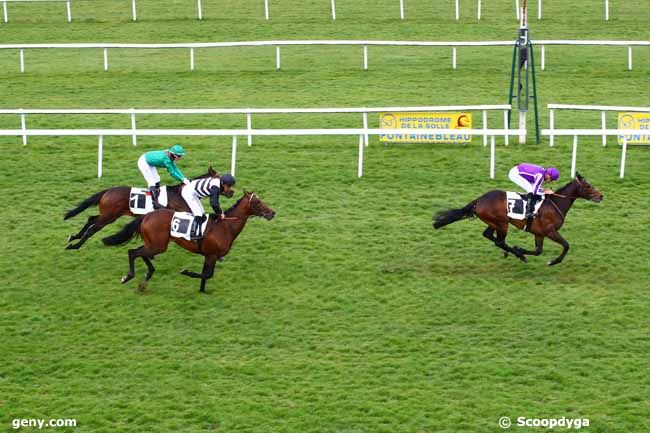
[0,105,512,147]
[535,40,650,72]
[1,0,71,23]
[547,104,650,147]
[541,129,643,179]
[3,39,648,74]
[0,0,618,22]
[0,127,521,179]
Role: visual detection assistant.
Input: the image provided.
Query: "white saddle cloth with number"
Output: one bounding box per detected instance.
[128,186,169,215]
[170,212,208,241]
[506,191,544,220]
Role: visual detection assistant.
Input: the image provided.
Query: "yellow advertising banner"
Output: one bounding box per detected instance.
[379,112,472,143]
[618,112,650,145]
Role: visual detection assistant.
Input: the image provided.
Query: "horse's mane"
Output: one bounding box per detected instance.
[555,178,578,195]
[225,194,249,215]
[168,170,216,191]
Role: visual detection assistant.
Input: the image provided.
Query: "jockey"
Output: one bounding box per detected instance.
[181,173,236,240]
[508,163,560,223]
[137,144,190,209]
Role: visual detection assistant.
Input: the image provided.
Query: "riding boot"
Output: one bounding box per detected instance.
[190,215,206,240]
[149,186,161,209]
[525,192,536,228]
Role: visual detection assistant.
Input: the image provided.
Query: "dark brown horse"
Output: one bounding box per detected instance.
[433,173,603,265]
[102,192,276,292]
[64,166,218,250]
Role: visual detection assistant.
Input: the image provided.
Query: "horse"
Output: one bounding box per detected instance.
[102,192,276,292]
[63,166,219,250]
[433,172,603,265]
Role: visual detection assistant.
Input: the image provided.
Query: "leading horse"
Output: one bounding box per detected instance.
[64,166,219,250]
[102,192,276,292]
[433,173,603,265]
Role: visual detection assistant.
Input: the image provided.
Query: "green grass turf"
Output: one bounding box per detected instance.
[1,1,650,432]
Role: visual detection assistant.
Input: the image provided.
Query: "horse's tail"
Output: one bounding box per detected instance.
[64,189,108,220]
[102,216,143,246]
[433,200,477,229]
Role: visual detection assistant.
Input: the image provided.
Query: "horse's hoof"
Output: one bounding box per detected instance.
[121,275,133,284]
[518,255,528,263]
[67,235,73,242]
[65,243,78,250]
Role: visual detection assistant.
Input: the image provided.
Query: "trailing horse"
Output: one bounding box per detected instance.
[433,173,603,265]
[102,192,275,292]
[64,166,218,250]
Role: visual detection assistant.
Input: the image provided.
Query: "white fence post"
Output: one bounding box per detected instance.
[503,109,509,146]
[20,111,27,145]
[571,135,578,178]
[131,110,137,145]
[515,0,519,20]
[264,0,269,20]
[362,111,368,147]
[190,48,195,71]
[197,0,202,20]
[452,47,456,69]
[247,112,252,146]
[538,0,541,20]
[358,135,364,178]
[549,108,555,146]
[19,49,24,73]
[399,0,404,19]
[103,48,108,71]
[482,110,487,146]
[2,1,7,23]
[331,0,336,20]
[490,135,495,179]
[601,111,607,146]
[477,0,481,20]
[620,137,627,179]
[455,0,459,20]
[541,45,545,70]
[66,0,71,22]
[363,45,368,70]
[605,0,609,21]
[276,46,280,70]
[628,46,632,71]
[231,136,237,176]
[98,135,103,178]
[132,0,137,21]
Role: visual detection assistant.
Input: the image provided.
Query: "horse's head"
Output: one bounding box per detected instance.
[574,172,603,203]
[243,191,276,220]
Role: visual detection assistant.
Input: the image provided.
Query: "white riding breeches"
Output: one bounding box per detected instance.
[137,155,161,187]
[509,167,536,194]
[181,186,205,216]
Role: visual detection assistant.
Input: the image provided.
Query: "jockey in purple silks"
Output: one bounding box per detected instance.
[508,163,560,224]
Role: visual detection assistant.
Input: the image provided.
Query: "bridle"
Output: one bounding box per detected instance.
[221,193,257,221]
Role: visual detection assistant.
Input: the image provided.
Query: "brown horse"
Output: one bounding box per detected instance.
[64,166,219,250]
[433,172,603,265]
[102,192,276,292]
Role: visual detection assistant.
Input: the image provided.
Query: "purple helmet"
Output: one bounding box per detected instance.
[545,166,560,181]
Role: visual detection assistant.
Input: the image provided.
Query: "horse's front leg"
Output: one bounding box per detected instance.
[181,255,219,293]
[546,231,569,266]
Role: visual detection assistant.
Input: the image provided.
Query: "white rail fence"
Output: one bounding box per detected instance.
[2,40,647,74]
[0,127,521,179]
[2,0,70,23]
[0,104,512,147]
[548,104,650,147]
[1,0,617,22]
[541,129,641,179]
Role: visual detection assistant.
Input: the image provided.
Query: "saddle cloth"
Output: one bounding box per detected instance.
[128,186,169,215]
[170,212,208,241]
[506,191,544,220]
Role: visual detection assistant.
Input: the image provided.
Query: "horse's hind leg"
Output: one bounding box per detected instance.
[546,231,569,266]
[142,256,155,281]
[68,215,98,242]
[517,234,545,257]
[121,245,153,284]
[66,215,119,250]
[494,228,528,263]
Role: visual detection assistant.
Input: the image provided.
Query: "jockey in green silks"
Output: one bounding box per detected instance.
[137,144,190,209]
